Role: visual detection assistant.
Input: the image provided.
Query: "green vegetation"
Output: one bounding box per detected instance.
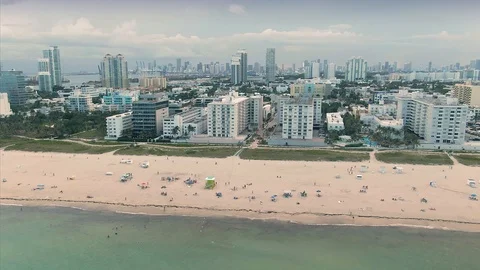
[72,129,105,140]
[454,155,480,166]
[375,151,453,165]
[0,111,116,139]
[114,145,239,158]
[5,140,123,154]
[239,149,369,162]
[0,137,30,147]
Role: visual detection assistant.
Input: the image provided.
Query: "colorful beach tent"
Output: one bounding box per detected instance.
[205,176,216,189]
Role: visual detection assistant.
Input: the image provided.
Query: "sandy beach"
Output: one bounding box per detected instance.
[1,150,479,232]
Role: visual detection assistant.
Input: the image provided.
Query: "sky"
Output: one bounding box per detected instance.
[1,0,479,73]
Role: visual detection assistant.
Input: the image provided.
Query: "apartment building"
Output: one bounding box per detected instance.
[247,95,264,130]
[281,98,314,139]
[397,94,468,144]
[278,96,322,130]
[289,80,332,97]
[102,90,139,112]
[368,103,397,116]
[452,83,480,106]
[140,77,167,89]
[67,94,94,112]
[132,94,169,137]
[207,92,248,138]
[105,112,133,140]
[163,108,207,138]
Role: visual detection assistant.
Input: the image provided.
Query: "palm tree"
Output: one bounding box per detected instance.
[187,125,196,136]
[172,126,180,138]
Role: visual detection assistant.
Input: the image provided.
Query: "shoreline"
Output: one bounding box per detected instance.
[1,150,479,233]
[2,198,480,232]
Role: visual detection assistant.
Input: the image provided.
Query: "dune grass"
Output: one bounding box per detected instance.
[114,145,239,158]
[239,149,369,162]
[454,155,480,166]
[375,151,453,165]
[5,140,123,154]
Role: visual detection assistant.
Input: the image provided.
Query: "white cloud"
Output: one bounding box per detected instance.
[328,24,352,30]
[411,31,476,41]
[51,17,104,37]
[228,4,246,15]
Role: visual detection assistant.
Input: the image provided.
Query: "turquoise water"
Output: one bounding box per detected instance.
[1,206,479,270]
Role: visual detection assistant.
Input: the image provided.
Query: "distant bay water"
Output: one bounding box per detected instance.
[1,206,479,270]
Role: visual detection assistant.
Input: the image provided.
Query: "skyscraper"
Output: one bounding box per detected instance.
[42,46,62,86]
[327,63,336,79]
[176,58,182,72]
[323,60,328,75]
[345,57,367,82]
[265,48,275,82]
[428,61,432,72]
[0,70,28,106]
[403,62,412,72]
[237,49,248,82]
[37,58,52,92]
[231,55,241,84]
[311,62,320,78]
[99,54,129,89]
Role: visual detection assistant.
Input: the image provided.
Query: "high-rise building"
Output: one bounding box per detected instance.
[0,70,28,106]
[140,77,167,89]
[397,94,467,144]
[428,61,432,72]
[323,60,328,75]
[384,61,390,72]
[311,62,321,78]
[254,62,261,73]
[263,48,275,80]
[176,58,182,72]
[393,62,398,72]
[37,58,52,92]
[132,94,169,137]
[473,59,480,70]
[38,72,52,92]
[99,54,129,89]
[403,62,412,72]
[327,63,336,79]
[231,55,241,84]
[207,92,263,137]
[344,57,367,82]
[292,64,296,73]
[237,49,248,82]
[42,46,62,86]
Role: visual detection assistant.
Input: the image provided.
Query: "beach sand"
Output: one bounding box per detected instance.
[1,150,479,232]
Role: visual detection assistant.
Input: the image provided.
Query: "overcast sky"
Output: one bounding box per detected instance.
[1,0,479,73]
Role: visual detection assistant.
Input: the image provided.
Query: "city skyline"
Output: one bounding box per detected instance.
[1,0,479,73]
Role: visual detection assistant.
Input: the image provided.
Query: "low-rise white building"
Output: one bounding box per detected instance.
[163,108,207,138]
[105,112,133,140]
[67,94,94,112]
[327,112,345,131]
[368,103,397,116]
[0,93,13,117]
[371,115,404,136]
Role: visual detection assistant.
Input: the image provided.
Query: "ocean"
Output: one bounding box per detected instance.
[1,206,479,270]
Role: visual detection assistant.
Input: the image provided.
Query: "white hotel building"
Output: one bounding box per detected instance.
[397,94,468,144]
[282,98,315,139]
[207,92,263,138]
[163,108,207,138]
[105,112,133,140]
